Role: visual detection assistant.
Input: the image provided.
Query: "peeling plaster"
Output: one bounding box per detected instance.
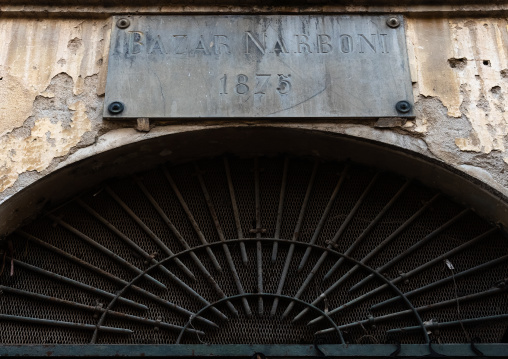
[0,97,92,192]
[448,19,508,156]
[0,71,36,137]
[407,18,462,118]
[403,17,508,195]
[0,18,107,136]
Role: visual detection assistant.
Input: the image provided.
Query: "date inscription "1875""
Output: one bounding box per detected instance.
[219,74,291,96]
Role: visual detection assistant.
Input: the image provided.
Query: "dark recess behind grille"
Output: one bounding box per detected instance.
[0,156,506,346]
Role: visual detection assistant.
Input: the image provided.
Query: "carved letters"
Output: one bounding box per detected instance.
[219,74,292,96]
[121,31,390,56]
[105,15,414,119]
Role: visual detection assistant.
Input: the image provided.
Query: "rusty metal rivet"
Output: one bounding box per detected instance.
[386,17,400,28]
[116,18,130,29]
[108,101,124,115]
[396,100,411,113]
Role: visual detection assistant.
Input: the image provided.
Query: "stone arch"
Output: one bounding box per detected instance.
[1,126,506,237]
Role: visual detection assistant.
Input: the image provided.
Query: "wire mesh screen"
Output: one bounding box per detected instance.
[0,156,507,346]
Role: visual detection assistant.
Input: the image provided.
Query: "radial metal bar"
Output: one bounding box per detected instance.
[371,254,508,311]
[0,285,205,335]
[166,239,432,344]
[77,198,186,279]
[323,193,442,282]
[282,172,380,319]
[0,314,132,334]
[15,230,219,326]
[74,200,226,322]
[108,237,429,343]
[104,186,195,280]
[224,157,248,264]
[176,293,345,345]
[133,175,238,318]
[298,163,349,270]
[307,227,499,325]
[349,208,470,292]
[386,314,508,335]
[270,161,319,316]
[316,286,507,333]
[272,157,289,262]
[162,167,222,272]
[10,258,147,311]
[162,167,237,316]
[322,178,411,281]
[293,178,411,322]
[46,213,166,290]
[194,163,250,317]
[254,157,264,315]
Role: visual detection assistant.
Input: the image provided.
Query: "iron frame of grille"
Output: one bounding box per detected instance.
[0,343,508,357]
[91,238,429,344]
[2,156,508,356]
[88,237,506,357]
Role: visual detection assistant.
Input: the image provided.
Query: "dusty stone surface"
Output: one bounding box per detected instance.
[404,17,508,193]
[0,18,111,197]
[0,74,102,192]
[0,14,508,206]
[2,4,508,17]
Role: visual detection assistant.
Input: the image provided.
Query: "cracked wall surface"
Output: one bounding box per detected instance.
[406,17,508,194]
[0,13,508,208]
[0,18,107,196]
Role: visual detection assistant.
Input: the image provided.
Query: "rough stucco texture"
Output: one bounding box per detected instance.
[0,19,107,192]
[0,16,507,200]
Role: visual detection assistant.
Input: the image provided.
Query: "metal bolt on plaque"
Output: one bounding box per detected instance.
[116,18,130,29]
[386,17,400,28]
[108,101,125,114]
[396,101,411,113]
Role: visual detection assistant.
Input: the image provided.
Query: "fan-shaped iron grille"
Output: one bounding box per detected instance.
[0,156,507,347]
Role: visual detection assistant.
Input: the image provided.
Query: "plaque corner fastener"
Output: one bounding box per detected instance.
[117,18,131,29]
[395,101,412,114]
[108,101,125,115]
[386,17,400,29]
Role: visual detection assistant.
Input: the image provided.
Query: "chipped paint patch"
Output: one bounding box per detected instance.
[0,101,92,191]
[407,18,462,118]
[0,72,37,137]
[0,100,92,192]
[408,18,508,157]
[405,17,508,195]
[0,18,107,137]
[449,19,508,155]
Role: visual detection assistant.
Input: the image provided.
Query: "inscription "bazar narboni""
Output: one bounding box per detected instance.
[124,31,390,56]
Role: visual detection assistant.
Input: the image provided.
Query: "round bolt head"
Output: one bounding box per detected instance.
[108,101,125,115]
[396,100,412,113]
[116,18,130,29]
[386,17,400,28]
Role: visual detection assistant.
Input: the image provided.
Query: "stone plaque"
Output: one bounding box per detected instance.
[104,15,414,119]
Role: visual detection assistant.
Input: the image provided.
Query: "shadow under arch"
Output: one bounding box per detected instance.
[1,125,507,237]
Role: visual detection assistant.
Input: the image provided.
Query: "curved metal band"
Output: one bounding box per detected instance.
[93,238,429,344]
[175,293,344,344]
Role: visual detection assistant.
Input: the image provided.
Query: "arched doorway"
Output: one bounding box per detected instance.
[0,128,507,357]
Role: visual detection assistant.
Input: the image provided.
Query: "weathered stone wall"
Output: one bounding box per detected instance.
[1,9,507,206]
